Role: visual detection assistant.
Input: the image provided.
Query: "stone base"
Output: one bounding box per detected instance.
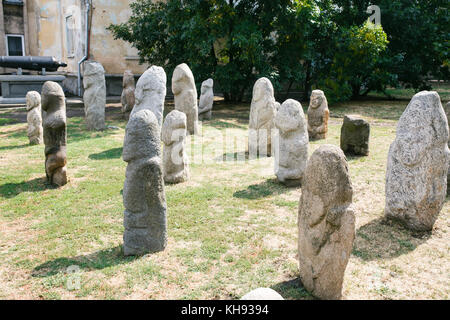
[0,75,65,103]
[199,110,212,121]
[279,179,302,188]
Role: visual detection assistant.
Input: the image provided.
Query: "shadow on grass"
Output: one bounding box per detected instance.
[216,151,249,162]
[32,246,137,278]
[233,179,291,200]
[271,278,314,300]
[353,218,431,261]
[0,177,56,199]
[0,143,30,151]
[89,147,123,160]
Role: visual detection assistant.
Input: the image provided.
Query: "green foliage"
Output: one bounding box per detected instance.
[108,0,449,103]
[331,0,450,91]
[320,21,391,100]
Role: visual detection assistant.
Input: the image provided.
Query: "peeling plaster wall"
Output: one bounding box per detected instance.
[34,0,148,75]
[88,0,148,75]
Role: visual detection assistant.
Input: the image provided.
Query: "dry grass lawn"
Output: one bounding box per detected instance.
[0,90,448,300]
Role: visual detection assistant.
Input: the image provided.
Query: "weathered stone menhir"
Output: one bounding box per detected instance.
[274,99,309,187]
[198,78,214,120]
[307,90,329,140]
[248,77,280,157]
[340,115,370,156]
[172,63,198,135]
[26,91,43,145]
[131,66,167,127]
[122,109,167,256]
[83,60,106,131]
[41,81,68,186]
[446,102,450,195]
[385,91,449,231]
[162,110,189,184]
[298,145,355,300]
[121,69,136,118]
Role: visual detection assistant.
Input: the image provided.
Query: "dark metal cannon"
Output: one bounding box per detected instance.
[0,56,67,72]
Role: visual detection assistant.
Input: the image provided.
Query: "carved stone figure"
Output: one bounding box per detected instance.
[248,77,279,157]
[307,90,329,140]
[446,102,450,195]
[298,145,355,300]
[121,70,136,118]
[162,110,189,184]
[83,60,106,131]
[26,91,43,145]
[385,91,449,231]
[274,99,309,187]
[172,63,198,135]
[198,78,214,120]
[131,66,167,128]
[41,81,68,186]
[122,109,167,256]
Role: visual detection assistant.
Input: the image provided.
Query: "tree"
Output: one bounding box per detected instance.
[109,0,301,102]
[330,0,450,90]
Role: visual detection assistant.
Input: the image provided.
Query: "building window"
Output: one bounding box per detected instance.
[66,15,75,57]
[5,34,25,56]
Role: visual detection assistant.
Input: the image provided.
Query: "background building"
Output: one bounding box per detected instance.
[0,0,149,96]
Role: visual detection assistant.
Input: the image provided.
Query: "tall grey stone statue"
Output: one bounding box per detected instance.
[83,60,106,131]
[26,91,43,145]
[385,91,449,231]
[445,102,450,195]
[307,90,329,140]
[162,110,189,184]
[121,70,136,119]
[248,77,279,157]
[274,99,309,187]
[41,81,68,186]
[298,145,355,300]
[122,109,167,256]
[131,66,167,128]
[172,63,198,135]
[198,78,214,120]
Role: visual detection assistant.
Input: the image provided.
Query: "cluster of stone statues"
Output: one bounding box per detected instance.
[246,77,449,299]
[24,60,449,300]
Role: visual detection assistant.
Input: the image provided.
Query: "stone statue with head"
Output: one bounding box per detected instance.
[172,63,198,135]
[307,90,329,140]
[122,109,167,256]
[41,81,68,186]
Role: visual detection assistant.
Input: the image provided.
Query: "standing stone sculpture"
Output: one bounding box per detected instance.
[41,81,68,186]
[446,102,450,195]
[131,66,167,128]
[122,109,167,256]
[385,91,449,231]
[340,115,370,156]
[162,110,189,184]
[121,70,136,119]
[248,77,279,157]
[26,91,43,145]
[274,99,309,187]
[298,145,355,300]
[172,63,198,135]
[83,60,106,131]
[307,90,329,140]
[198,78,214,120]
